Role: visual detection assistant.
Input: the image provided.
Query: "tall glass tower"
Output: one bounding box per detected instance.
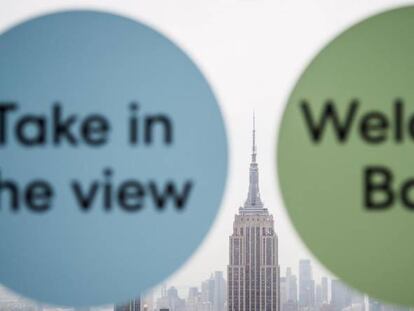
[228,116,280,311]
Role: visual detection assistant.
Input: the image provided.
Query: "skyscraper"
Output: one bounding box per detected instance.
[315,284,322,309]
[228,117,280,311]
[321,277,328,304]
[286,267,298,303]
[284,268,299,311]
[299,260,314,308]
[212,271,226,311]
[331,280,351,311]
[156,287,186,311]
[280,277,288,307]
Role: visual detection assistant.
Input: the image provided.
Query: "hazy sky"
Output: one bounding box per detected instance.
[0,0,413,305]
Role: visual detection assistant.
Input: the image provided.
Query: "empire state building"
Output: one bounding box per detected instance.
[228,118,280,311]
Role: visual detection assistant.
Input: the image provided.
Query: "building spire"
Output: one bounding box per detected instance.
[243,113,264,210]
[252,111,257,163]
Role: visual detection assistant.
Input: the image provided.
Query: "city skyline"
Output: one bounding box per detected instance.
[107,117,413,311]
[0,258,410,311]
[162,111,332,292]
[0,116,409,311]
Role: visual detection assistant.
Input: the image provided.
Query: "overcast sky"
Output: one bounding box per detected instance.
[0,0,413,304]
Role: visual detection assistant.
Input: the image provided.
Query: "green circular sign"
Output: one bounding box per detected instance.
[278,6,414,306]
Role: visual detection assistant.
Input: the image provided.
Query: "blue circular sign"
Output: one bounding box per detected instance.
[0,11,227,306]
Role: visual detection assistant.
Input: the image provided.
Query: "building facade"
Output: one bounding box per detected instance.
[286,267,298,304]
[321,277,328,304]
[228,118,280,311]
[299,260,314,309]
[331,280,351,311]
[212,271,226,311]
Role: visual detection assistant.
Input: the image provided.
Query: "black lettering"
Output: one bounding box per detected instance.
[149,181,193,210]
[25,181,53,212]
[364,166,394,210]
[144,115,173,145]
[300,99,359,143]
[395,98,404,142]
[81,115,110,146]
[0,171,19,211]
[118,180,145,211]
[16,116,46,146]
[401,180,414,209]
[53,103,78,146]
[129,102,139,145]
[0,103,17,145]
[71,181,99,210]
[359,112,388,143]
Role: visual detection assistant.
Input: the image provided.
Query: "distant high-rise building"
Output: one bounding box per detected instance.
[197,271,226,311]
[315,284,322,309]
[286,268,298,303]
[156,287,186,311]
[283,268,299,311]
[321,277,328,303]
[188,287,200,302]
[280,277,288,307]
[227,117,280,311]
[331,280,351,311]
[189,274,226,311]
[187,287,202,311]
[299,260,314,308]
[201,279,213,305]
[212,271,226,311]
